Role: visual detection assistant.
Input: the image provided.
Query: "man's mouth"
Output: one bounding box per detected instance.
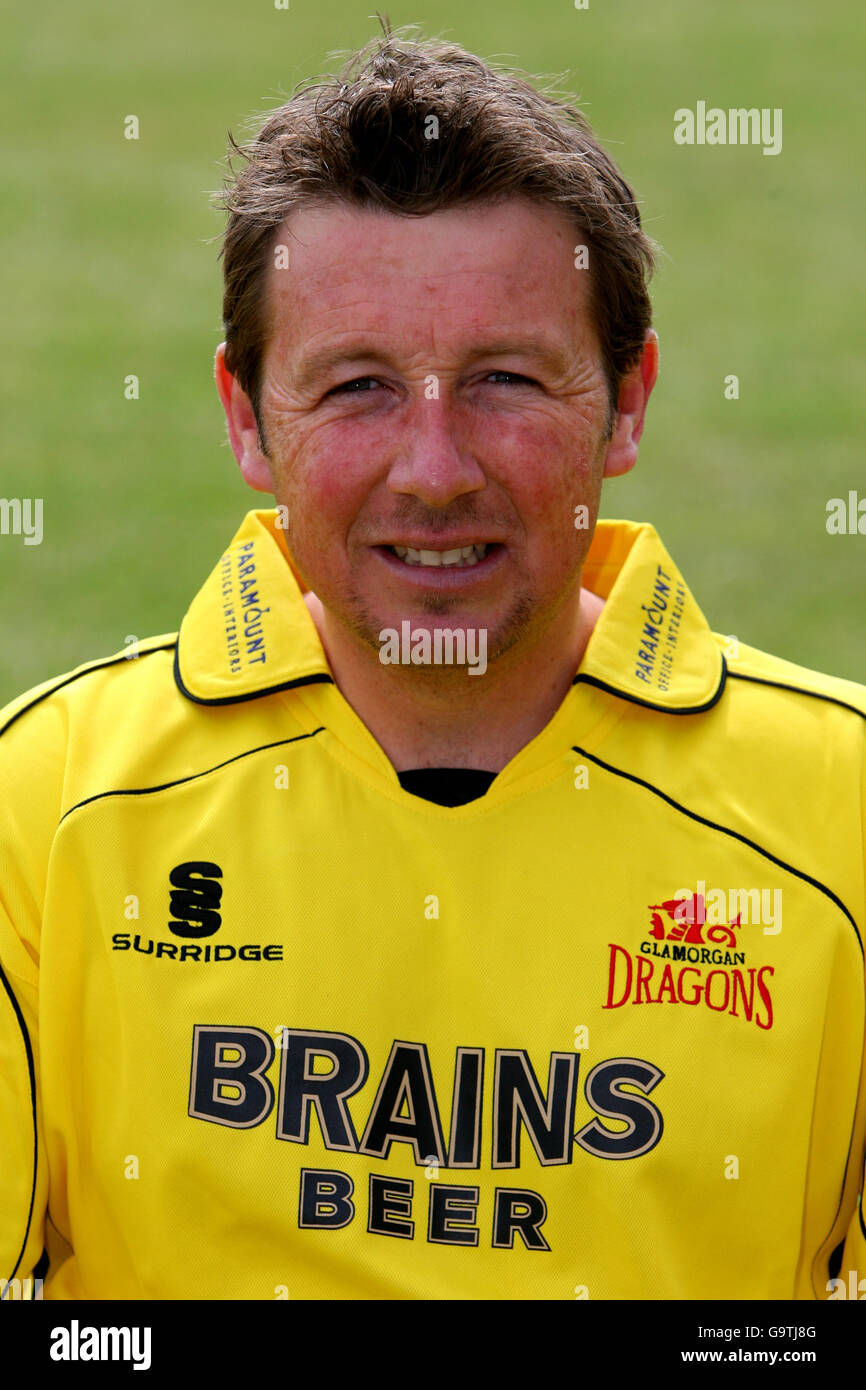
[389,543,492,568]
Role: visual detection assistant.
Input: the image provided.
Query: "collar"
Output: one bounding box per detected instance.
[173,509,725,714]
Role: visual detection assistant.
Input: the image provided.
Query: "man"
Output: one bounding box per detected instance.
[1,30,864,1301]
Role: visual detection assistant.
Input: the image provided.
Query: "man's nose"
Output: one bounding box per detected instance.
[385,393,485,507]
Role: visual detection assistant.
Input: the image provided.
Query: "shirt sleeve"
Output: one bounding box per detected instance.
[0,916,43,1296]
[0,694,62,1298]
[836,721,866,1299]
[842,737,866,1297]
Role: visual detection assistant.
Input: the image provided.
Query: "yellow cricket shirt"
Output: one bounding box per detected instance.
[1,508,864,1300]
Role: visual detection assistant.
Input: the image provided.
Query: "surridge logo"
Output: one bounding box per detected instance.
[111,859,283,964]
[603,891,775,1030]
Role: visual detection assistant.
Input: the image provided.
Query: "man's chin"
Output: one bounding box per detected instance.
[348,597,537,674]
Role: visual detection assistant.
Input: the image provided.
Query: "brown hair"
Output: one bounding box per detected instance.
[213,23,658,446]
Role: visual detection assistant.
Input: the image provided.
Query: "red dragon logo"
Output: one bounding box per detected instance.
[648,894,742,950]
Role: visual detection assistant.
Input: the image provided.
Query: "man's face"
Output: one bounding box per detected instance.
[222,197,642,668]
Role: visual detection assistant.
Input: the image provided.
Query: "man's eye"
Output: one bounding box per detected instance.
[484,371,534,386]
[329,377,381,395]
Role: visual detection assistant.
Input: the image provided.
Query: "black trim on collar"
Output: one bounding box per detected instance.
[572,654,728,715]
[172,643,334,707]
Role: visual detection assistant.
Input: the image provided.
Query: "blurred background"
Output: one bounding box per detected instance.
[1,0,863,705]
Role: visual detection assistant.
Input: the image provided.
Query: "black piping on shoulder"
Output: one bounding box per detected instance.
[0,966,38,1284]
[58,728,326,826]
[0,641,178,739]
[572,744,864,956]
[572,655,727,715]
[727,670,866,722]
[173,644,333,706]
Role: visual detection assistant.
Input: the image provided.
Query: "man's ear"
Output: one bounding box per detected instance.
[602,329,659,479]
[214,343,274,493]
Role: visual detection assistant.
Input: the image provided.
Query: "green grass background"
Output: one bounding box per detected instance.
[1,0,863,705]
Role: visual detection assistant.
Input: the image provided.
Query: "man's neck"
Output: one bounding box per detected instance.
[302,588,605,773]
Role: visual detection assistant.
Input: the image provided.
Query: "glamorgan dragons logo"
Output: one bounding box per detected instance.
[603,892,775,1030]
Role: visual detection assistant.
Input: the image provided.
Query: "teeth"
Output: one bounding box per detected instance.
[390,543,489,567]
